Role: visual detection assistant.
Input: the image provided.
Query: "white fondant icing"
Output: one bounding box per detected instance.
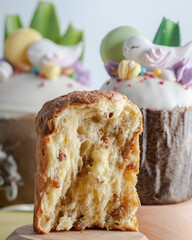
[101,76,192,110]
[123,35,192,70]
[27,39,83,68]
[0,73,91,118]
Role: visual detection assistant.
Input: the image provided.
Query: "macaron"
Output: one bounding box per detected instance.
[4,28,42,71]
[100,26,143,65]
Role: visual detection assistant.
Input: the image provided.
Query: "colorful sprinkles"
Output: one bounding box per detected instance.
[114,85,118,91]
[160,80,165,85]
[40,81,45,87]
[32,67,39,73]
[140,77,147,82]
[40,73,46,79]
[15,70,22,75]
[116,78,121,83]
[105,61,192,93]
[149,74,156,79]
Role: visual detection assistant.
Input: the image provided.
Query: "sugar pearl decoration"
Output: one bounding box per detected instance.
[155,69,162,77]
[140,67,147,75]
[0,61,13,83]
[162,69,176,82]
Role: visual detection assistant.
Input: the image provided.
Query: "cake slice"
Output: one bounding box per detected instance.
[33,90,142,234]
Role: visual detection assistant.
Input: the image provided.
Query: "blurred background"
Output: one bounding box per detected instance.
[0,0,191,89]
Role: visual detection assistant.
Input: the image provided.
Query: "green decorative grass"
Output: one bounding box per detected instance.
[4,1,83,48]
[30,1,60,43]
[153,17,181,46]
[4,15,23,40]
[59,23,83,45]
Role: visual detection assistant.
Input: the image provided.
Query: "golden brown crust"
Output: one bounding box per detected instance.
[35,90,130,136]
[34,90,142,234]
[34,90,130,233]
[33,135,50,234]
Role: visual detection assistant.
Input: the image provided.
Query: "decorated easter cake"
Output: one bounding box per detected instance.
[0,2,91,207]
[101,18,192,204]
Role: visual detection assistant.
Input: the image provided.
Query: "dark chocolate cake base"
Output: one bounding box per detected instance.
[137,107,192,204]
[0,115,36,207]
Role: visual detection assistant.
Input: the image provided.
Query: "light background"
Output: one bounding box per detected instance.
[0,0,191,89]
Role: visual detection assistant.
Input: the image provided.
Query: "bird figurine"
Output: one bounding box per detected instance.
[123,35,192,71]
[27,39,83,68]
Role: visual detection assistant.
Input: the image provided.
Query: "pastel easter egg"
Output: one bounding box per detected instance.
[0,61,13,83]
[4,28,42,69]
[100,26,143,65]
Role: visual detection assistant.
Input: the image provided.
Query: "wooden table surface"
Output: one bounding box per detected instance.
[6,224,148,240]
[136,198,192,240]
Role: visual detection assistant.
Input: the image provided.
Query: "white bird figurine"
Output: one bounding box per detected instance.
[123,35,192,70]
[27,39,83,68]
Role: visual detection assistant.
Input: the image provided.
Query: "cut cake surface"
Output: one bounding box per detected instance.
[34,90,142,233]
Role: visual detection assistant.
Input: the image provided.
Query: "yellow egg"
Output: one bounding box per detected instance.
[155,69,162,77]
[4,28,42,69]
[40,62,61,80]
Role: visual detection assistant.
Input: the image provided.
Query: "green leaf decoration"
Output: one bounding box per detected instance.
[153,17,181,46]
[59,23,84,59]
[30,1,60,42]
[4,15,23,40]
[58,23,83,45]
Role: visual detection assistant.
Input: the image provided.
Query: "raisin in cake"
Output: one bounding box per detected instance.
[33,90,142,233]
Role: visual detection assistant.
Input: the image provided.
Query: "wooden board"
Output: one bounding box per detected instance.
[136,198,192,240]
[6,224,148,240]
[6,199,192,240]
